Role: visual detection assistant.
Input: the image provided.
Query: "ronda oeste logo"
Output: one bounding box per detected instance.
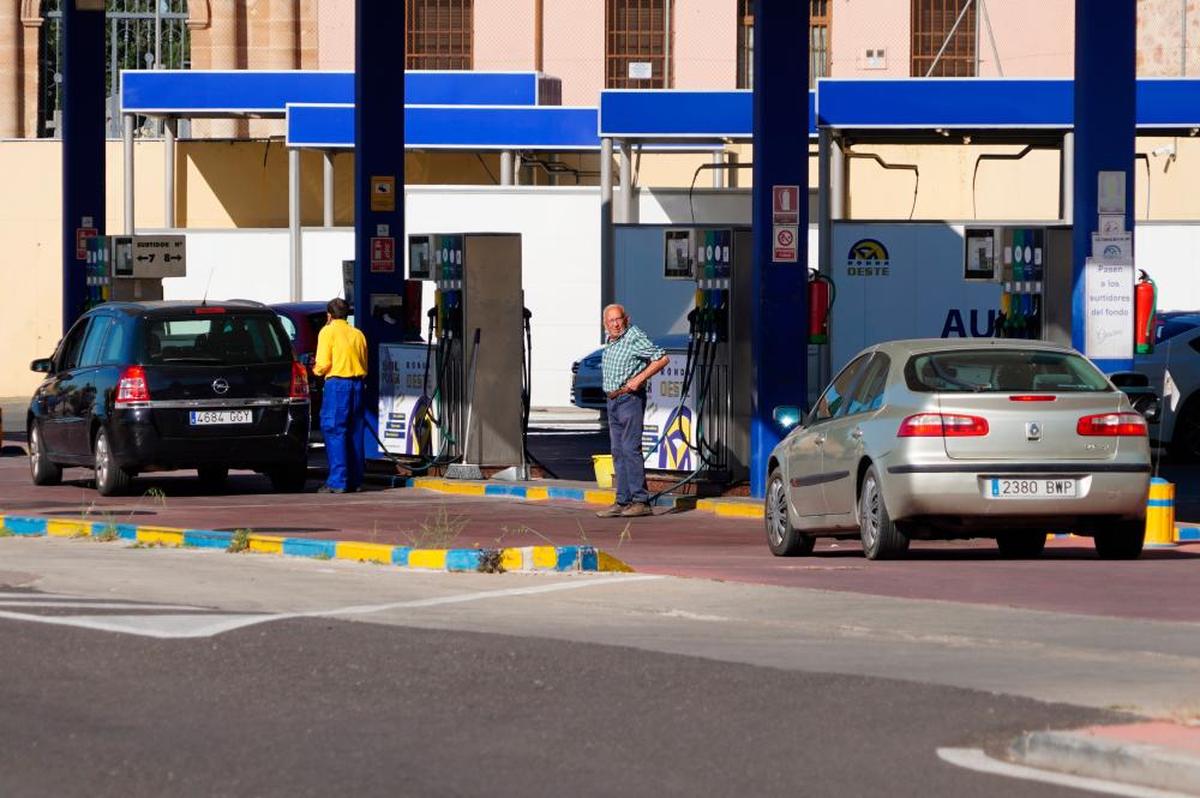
[846,238,890,277]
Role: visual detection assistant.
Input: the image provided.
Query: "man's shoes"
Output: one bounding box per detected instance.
[317,484,345,494]
[595,503,626,518]
[619,502,653,518]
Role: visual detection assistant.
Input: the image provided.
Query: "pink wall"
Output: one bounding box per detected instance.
[673,0,737,89]
[833,0,912,77]
[543,0,606,105]
[318,0,355,69]
[475,1,536,71]
[975,0,1073,77]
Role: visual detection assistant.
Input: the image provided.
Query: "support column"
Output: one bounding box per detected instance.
[619,140,633,223]
[1072,2,1136,372]
[61,1,105,332]
[1060,131,1074,222]
[514,153,523,186]
[356,1,406,459]
[323,150,335,227]
[817,129,834,390]
[163,117,176,228]
[500,150,514,185]
[750,2,809,497]
[0,3,20,138]
[123,113,135,234]
[288,147,302,301]
[600,137,614,312]
[830,135,847,220]
[712,150,725,189]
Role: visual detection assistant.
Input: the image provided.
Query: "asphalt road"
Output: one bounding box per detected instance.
[0,549,1126,798]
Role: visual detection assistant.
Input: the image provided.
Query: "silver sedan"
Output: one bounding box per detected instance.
[765,339,1152,560]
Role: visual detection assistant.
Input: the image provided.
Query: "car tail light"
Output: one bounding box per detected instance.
[1077,412,1147,436]
[115,366,149,404]
[194,306,226,315]
[290,361,309,400]
[1009,395,1056,402]
[897,413,989,437]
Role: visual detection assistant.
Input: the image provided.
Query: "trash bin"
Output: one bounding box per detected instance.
[592,454,614,488]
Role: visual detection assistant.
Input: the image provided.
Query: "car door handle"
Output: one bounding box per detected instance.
[814,434,826,446]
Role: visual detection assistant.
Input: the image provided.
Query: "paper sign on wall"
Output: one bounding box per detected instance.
[1084,258,1134,360]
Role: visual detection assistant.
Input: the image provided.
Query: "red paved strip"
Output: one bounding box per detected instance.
[1082,722,1200,755]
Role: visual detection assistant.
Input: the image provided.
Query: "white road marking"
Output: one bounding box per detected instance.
[0,575,663,638]
[0,600,203,610]
[936,747,1195,798]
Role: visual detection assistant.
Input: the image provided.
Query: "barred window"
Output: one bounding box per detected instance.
[606,0,673,89]
[406,0,473,70]
[911,0,976,77]
[737,1,831,90]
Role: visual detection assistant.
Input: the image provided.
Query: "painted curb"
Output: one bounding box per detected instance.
[409,476,764,519]
[0,514,633,574]
[1011,729,1200,795]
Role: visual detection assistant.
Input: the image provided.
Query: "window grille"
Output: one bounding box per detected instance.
[911,0,976,77]
[405,0,473,70]
[605,0,673,89]
[737,1,831,89]
[39,0,191,139]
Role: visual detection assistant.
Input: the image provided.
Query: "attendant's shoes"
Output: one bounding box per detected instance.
[595,503,626,518]
[317,484,345,494]
[619,502,652,518]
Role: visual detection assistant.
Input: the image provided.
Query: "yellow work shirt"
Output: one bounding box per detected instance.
[313,319,368,378]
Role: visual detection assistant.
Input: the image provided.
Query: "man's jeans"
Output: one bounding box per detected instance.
[321,377,365,491]
[606,391,649,505]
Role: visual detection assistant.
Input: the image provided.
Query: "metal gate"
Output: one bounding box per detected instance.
[39,0,190,138]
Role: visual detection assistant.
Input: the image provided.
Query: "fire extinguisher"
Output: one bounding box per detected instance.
[808,269,836,345]
[1134,270,1157,355]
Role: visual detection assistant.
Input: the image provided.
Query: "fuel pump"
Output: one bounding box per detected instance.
[643,226,753,486]
[377,233,525,473]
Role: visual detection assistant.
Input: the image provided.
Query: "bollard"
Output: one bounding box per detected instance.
[1145,477,1177,547]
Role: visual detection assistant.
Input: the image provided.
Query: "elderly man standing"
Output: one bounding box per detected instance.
[313,297,368,494]
[596,304,670,518]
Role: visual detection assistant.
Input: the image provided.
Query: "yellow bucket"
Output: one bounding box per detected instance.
[592,454,615,488]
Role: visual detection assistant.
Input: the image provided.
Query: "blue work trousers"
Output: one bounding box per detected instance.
[321,377,365,491]
[606,391,649,505]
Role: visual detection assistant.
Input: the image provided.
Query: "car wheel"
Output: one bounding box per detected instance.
[28,422,62,486]
[996,532,1047,559]
[765,468,815,557]
[1093,520,1145,560]
[1169,397,1200,462]
[858,465,909,560]
[197,465,229,491]
[94,429,131,497]
[268,462,309,493]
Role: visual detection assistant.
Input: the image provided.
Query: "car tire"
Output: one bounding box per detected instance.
[1169,396,1200,462]
[1093,520,1145,560]
[197,465,229,491]
[996,532,1047,559]
[94,428,132,497]
[765,468,815,557]
[28,422,62,486]
[268,462,308,493]
[859,465,909,560]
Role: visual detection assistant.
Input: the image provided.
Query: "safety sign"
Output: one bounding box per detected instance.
[75,227,98,260]
[370,236,396,273]
[773,185,800,225]
[773,224,799,263]
[370,176,396,213]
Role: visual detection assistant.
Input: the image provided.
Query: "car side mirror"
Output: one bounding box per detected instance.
[773,405,803,430]
[30,358,52,373]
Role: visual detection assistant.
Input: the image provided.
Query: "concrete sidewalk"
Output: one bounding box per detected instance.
[1012,721,1200,795]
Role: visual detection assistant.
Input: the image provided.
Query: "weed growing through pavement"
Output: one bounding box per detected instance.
[227,528,252,553]
[616,523,632,548]
[401,505,468,549]
[129,539,166,549]
[0,526,12,538]
[92,523,120,542]
[476,548,505,574]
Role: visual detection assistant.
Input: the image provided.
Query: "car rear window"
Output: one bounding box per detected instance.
[905,349,1112,393]
[142,313,291,366]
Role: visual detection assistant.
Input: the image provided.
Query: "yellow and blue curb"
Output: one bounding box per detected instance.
[407,476,766,519]
[0,515,633,573]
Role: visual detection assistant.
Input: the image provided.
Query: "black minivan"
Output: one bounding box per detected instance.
[28,300,310,496]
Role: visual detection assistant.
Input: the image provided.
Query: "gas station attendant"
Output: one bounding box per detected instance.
[313,297,368,494]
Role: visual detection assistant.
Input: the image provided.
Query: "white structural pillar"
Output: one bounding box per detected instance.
[323,150,335,228]
[1060,131,1074,222]
[600,137,614,310]
[619,140,634,223]
[500,150,514,185]
[712,150,725,188]
[288,147,302,301]
[163,117,176,228]
[123,113,135,234]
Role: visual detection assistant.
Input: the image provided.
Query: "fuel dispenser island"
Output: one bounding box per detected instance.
[82,234,187,307]
[377,233,526,475]
[641,226,754,488]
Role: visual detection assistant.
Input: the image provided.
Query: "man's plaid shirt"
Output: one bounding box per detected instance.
[601,325,665,394]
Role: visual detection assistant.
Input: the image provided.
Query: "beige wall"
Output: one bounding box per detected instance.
[1138,0,1200,75]
[475,1,536,71]
[978,0,1073,77]
[544,1,605,105]
[673,0,737,89]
